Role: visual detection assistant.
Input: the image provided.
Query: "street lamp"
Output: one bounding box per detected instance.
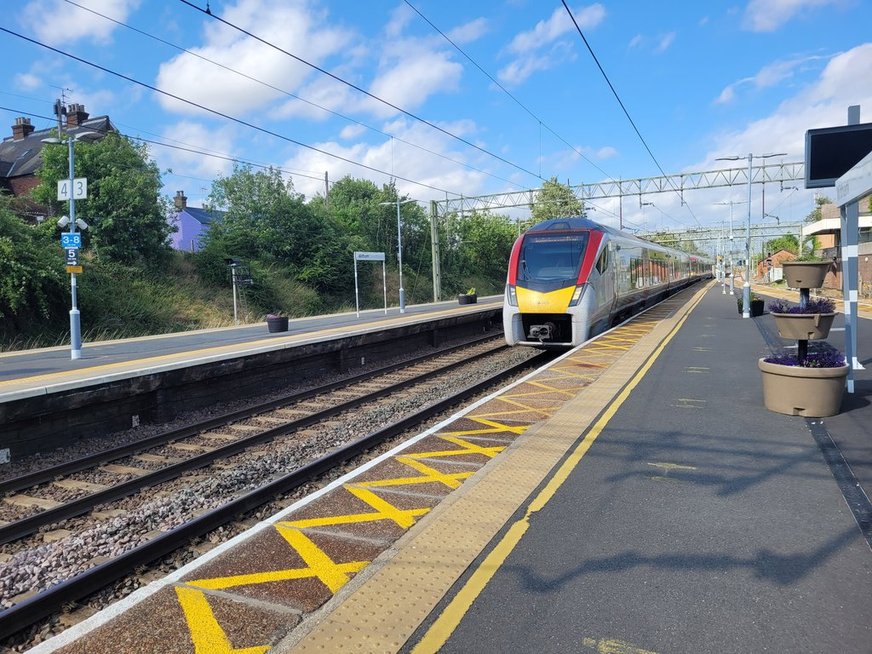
[42,130,100,359]
[714,200,745,296]
[716,153,786,317]
[378,198,416,313]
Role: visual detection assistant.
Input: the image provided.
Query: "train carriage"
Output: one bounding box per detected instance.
[503,217,711,347]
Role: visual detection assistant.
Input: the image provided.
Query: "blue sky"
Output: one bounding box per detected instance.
[1,0,870,233]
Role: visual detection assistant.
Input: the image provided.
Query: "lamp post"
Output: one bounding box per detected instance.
[379,198,416,313]
[714,200,745,296]
[716,153,785,316]
[42,130,99,359]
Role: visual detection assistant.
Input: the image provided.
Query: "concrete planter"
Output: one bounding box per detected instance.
[758,358,848,417]
[770,312,836,340]
[781,261,831,289]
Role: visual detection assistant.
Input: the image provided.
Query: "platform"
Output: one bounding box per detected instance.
[21,282,872,653]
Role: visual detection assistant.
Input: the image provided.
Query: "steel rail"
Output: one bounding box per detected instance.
[0,338,505,545]
[0,351,551,641]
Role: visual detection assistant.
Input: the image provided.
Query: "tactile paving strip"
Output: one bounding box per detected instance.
[41,285,707,654]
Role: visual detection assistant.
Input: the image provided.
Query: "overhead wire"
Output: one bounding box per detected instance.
[0,27,462,196]
[59,0,527,192]
[0,105,329,184]
[560,0,701,227]
[178,0,543,182]
[402,0,617,183]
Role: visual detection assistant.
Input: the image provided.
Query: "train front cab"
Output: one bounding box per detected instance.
[503,223,605,348]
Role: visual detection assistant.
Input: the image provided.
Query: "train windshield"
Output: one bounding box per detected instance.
[518,232,589,283]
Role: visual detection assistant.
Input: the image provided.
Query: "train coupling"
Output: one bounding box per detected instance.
[528,322,556,342]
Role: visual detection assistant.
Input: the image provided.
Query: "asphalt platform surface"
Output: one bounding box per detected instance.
[421,285,872,654]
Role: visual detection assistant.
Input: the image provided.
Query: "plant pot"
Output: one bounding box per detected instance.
[782,261,831,289]
[458,294,477,305]
[770,312,836,340]
[758,358,848,417]
[266,316,289,333]
[750,299,764,317]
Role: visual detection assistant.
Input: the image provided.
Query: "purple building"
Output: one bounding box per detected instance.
[169,191,224,253]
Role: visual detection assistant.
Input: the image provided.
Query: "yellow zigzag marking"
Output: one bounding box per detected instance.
[284,486,430,530]
[361,457,473,490]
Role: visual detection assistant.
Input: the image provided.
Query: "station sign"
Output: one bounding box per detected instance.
[61,232,82,249]
[65,248,79,266]
[57,177,88,201]
[354,251,385,261]
[66,265,83,274]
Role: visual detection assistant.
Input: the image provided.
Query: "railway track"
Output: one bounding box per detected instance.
[0,338,550,643]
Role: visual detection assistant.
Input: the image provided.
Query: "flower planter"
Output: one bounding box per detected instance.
[737,298,764,317]
[770,312,835,340]
[266,316,289,333]
[758,358,848,417]
[457,294,477,305]
[781,261,831,289]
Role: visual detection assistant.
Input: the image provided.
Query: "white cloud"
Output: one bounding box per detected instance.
[339,124,366,140]
[154,121,237,181]
[742,0,842,32]
[14,73,42,90]
[655,32,676,53]
[21,0,141,45]
[156,0,353,118]
[364,46,463,119]
[694,43,872,222]
[284,117,488,201]
[714,54,832,104]
[628,34,644,49]
[498,4,604,86]
[447,18,489,44]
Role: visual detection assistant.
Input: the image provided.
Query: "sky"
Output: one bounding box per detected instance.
[1,0,871,237]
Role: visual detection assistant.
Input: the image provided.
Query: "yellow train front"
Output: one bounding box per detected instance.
[503,217,711,347]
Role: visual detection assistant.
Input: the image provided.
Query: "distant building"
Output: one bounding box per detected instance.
[0,105,114,219]
[169,190,224,252]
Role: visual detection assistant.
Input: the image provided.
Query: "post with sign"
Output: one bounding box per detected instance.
[353,252,387,317]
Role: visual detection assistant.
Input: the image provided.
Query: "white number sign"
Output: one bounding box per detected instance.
[57,178,88,201]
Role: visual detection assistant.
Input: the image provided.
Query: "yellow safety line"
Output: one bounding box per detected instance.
[411,285,706,653]
[175,587,270,654]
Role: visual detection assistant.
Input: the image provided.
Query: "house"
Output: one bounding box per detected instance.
[801,200,872,293]
[169,191,224,252]
[0,105,114,219]
[757,248,795,282]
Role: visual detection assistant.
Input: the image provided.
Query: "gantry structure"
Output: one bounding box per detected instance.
[427,161,807,300]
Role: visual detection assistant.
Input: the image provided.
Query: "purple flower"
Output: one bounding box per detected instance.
[763,352,846,368]
[768,297,835,314]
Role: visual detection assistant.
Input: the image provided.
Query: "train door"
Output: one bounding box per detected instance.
[593,243,615,314]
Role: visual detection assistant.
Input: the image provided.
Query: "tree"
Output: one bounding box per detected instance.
[804,194,832,223]
[204,166,353,295]
[530,177,584,224]
[33,133,171,266]
[764,234,799,255]
[0,196,66,335]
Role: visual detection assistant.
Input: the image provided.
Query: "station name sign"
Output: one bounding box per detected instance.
[354,251,385,261]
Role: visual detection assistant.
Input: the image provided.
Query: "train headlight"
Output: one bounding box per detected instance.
[568,285,585,306]
[506,284,517,306]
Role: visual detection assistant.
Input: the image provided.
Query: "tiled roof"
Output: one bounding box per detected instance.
[181,206,225,225]
[0,116,114,181]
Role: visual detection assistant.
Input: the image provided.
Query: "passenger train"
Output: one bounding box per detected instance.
[503,217,712,347]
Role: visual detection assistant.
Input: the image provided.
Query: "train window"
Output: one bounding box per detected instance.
[595,248,609,274]
[519,232,589,282]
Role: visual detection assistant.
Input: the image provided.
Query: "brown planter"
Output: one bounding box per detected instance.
[770,312,836,340]
[758,358,848,417]
[781,261,831,289]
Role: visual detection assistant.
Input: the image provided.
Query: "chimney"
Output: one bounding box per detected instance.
[174,190,188,211]
[12,117,34,140]
[65,103,90,127]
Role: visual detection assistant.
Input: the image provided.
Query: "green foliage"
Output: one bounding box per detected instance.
[439,210,516,295]
[530,177,584,224]
[765,234,799,255]
[33,132,172,266]
[0,198,66,336]
[804,195,831,224]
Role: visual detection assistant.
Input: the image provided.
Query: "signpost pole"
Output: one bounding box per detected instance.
[66,136,82,360]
